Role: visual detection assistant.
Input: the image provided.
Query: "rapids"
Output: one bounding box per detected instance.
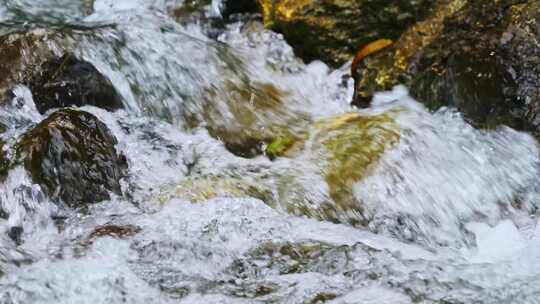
[0,0,539,303]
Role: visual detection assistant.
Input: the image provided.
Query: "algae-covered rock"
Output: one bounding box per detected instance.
[353,0,540,132]
[16,109,127,208]
[314,113,400,207]
[258,0,437,67]
[160,112,399,228]
[295,112,400,225]
[28,54,123,113]
[158,176,274,205]
[265,136,296,160]
[195,80,309,158]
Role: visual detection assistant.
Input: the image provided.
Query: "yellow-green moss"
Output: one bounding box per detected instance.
[313,112,400,216]
[161,112,400,228]
[265,136,295,159]
[194,79,310,158]
[158,176,273,205]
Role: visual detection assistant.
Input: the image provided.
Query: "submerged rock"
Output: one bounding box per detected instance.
[16,109,127,208]
[158,176,273,205]
[172,112,399,227]
[28,54,123,114]
[353,0,540,132]
[258,0,437,67]
[193,80,308,158]
[281,112,400,225]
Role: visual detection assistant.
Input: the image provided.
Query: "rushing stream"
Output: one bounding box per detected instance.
[0,0,540,303]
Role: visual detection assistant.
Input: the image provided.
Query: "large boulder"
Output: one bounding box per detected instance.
[258,0,437,67]
[352,0,540,132]
[16,109,127,208]
[27,54,123,114]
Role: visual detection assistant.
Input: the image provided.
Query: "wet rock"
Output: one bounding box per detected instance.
[0,141,9,181]
[160,113,399,230]
[351,0,468,107]
[0,121,7,134]
[16,109,127,208]
[169,0,226,38]
[0,30,59,101]
[87,224,140,243]
[170,0,259,30]
[171,0,212,20]
[258,0,437,67]
[265,136,297,160]
[0,29,121,113]
[28,54,123,114]
[158,176,274,204]
[7,226,23,245]
[0,122,10,180]
[193,80,308,158]
[284,112,400,225]
[353,0,540,132]
[221,0,260,21]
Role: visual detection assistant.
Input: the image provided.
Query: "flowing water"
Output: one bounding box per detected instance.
[0,1,540,303]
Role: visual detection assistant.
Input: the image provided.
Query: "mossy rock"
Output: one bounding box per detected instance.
[158,176,274,205]
[352,0,540,133]
[16,109,127,208]
[271,112,400,225]
[258,0,437,67]
[314,112,400,204]
[193,79,310,158]
[265,136,296,160]
[162,112,400,227]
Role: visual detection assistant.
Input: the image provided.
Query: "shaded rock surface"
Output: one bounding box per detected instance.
[0,29,121,113]
[27,54,123,114]
[221,0,260,20]
[0,30,60,101]
[16,109,127,208]
[258,0,437,67]
[353,0,540,132]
